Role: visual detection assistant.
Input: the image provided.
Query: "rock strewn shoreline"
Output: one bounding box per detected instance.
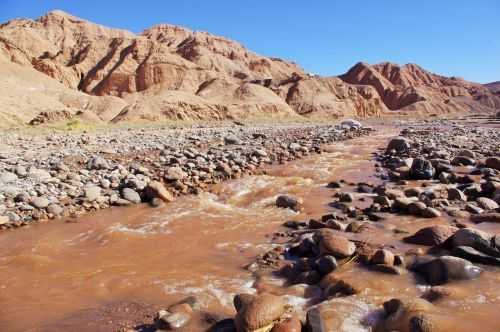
[194,119,500,332]
[0,122,373,230]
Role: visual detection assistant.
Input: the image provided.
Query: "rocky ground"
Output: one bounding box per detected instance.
[125,120,500,332]
[2,118,500,331]
[0,120,371,230]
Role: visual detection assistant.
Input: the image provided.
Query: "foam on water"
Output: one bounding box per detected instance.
[158,274,256,309]
[322,297,380,332]
[107,219,171,235]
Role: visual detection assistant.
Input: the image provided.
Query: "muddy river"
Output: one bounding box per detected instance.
[1,129,499,331]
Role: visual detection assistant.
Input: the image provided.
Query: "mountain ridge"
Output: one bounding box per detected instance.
[0,10,498,127]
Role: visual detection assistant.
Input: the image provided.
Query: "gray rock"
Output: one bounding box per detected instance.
[414,255,481,285]
[14,166,27,177]
[340,119,362,129]
[28,168,51,181]
[6,211,20,222]
[452,246,500,266]
[450,228,500,257]
[121,188,141,204]
[224,135,242,145]
[87,156,110,170]
[84,186,101,202]
[31,196,49,209]
[0,172,18,183]
[47,204,64,216]
[253,149,267,157]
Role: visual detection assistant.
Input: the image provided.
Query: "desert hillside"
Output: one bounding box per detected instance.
[485,81,500,94]
[0,10,498,127]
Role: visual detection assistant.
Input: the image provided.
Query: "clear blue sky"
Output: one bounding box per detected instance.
[1,1,499,83]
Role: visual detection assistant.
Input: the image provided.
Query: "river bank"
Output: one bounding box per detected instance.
[0,121,372,230]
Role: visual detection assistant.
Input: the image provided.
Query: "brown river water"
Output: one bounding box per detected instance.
[1,129,499,331]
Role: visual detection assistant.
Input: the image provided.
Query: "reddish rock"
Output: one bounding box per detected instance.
[315,229,356,258]
[403,225,457,246]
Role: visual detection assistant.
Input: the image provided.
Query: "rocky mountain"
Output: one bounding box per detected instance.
[485,81,500,94]
[340,62,500,114]
[0,10,498,127]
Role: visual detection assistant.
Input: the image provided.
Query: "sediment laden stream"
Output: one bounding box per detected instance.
[0,128,499,332]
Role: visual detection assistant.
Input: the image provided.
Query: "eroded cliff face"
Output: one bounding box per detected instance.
[0,10,497,127]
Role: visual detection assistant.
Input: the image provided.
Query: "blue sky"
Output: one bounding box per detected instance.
[1,1,499,83]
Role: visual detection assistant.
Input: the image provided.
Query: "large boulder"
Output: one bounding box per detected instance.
[234,293,285,332]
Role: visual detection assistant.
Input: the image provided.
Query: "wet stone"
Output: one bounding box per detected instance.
[476,197,499,210]
[404,225,457,246]
[121,188,141,204]
[370,249,395,266]
[276,195,302,211]
[409,158,435,180]
[336,192,354,202]
[315,255,338,275]
[155,310,190,330]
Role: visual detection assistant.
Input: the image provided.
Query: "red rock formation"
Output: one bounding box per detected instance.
[0,10,497,127]
[340,62,500,113]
